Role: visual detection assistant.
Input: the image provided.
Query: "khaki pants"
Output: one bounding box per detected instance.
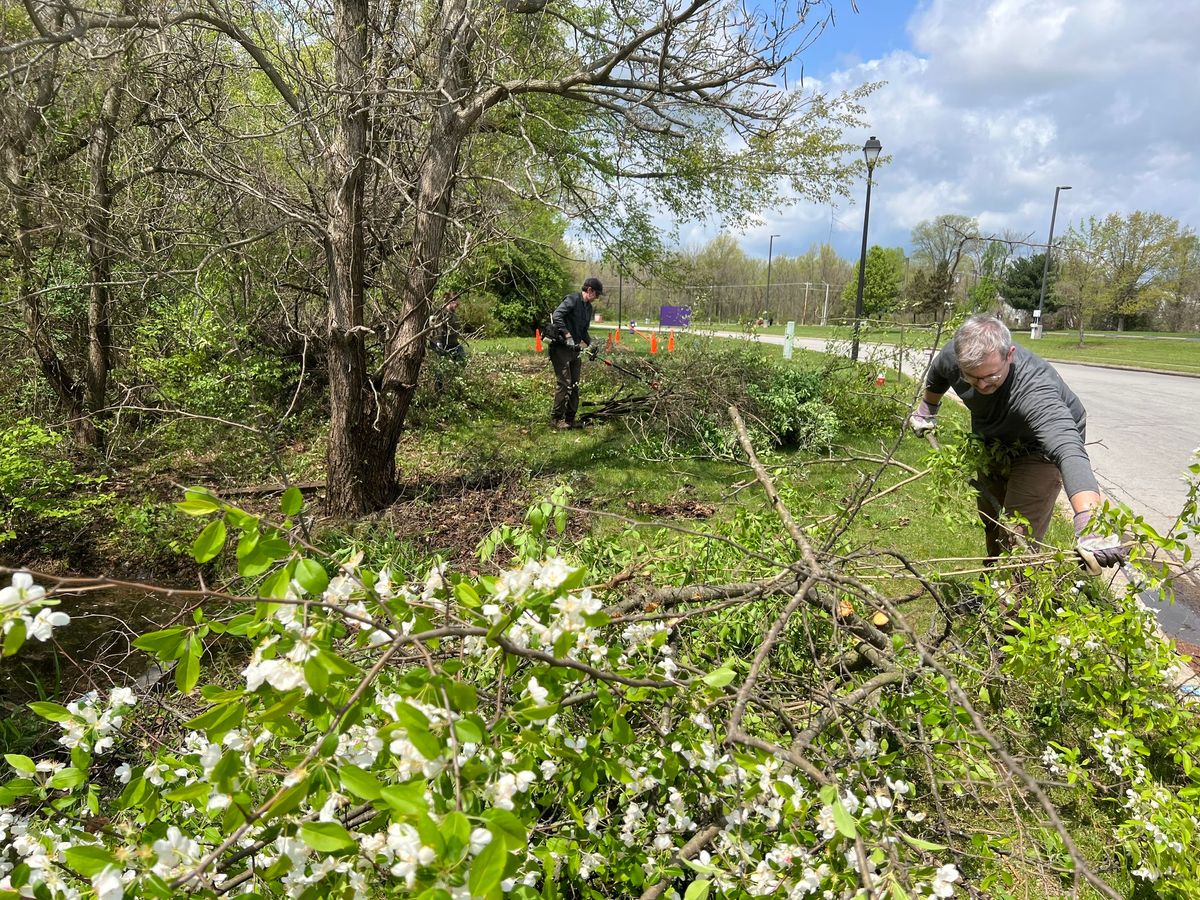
[549,342,581,425]
[975,456,1063,561]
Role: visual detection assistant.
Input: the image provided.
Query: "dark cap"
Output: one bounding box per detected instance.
[582,277,603,297]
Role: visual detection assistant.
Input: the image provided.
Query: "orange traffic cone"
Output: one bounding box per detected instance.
[535,328,542,352]
[614,327,621,344]
[667,331,675,352]
[650,332,658,354]
[605,333,614,352]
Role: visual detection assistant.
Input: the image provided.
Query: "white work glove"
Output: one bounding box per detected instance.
[1073,509,1128,575]
[907,398,940,436]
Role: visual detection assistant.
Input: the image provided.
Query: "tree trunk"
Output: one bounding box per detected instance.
[323,0,385,515]
[84,84,121,418]
[324,0,473,516]
[14,204,102,449]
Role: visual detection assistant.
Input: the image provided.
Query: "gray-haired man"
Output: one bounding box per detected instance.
[909,314,1125,572]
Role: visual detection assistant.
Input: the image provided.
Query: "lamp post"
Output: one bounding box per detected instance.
[1033,185,1071,339]
[765,233,780,324]
[617,262,623,334]
[850,135,882,362]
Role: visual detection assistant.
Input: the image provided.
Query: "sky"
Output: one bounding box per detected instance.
[683,0,1200,262]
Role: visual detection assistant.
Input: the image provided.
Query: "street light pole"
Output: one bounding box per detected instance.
[765,233,780,324]
[1033,184,1071,339]
[851,136,882,362]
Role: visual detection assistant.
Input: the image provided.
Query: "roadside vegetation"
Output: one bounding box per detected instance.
[684,321,1200,375]
[3,336,1200,899]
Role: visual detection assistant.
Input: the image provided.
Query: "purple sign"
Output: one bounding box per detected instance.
[659,305,692,328]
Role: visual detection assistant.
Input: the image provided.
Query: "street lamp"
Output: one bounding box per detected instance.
[765,233,780,324]
[850,135,882,362]
[1033,185,1071,339]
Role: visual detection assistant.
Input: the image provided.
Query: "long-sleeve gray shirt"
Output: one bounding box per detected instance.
[926,342,1100,498]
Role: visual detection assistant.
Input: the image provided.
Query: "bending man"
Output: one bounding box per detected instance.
[548,277,602,430]
[909,314,1125,571]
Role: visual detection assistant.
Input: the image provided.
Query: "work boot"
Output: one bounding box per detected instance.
[554,420,571,431]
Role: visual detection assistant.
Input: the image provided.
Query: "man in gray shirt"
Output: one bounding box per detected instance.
[909,314,1125,572]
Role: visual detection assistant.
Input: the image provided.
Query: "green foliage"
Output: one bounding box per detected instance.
[125,294,294,420]
[103,500,197,562]
[0,420,110,547]
[439,212,574,337]
[841,245,905,318]
[1002,253,1052,312]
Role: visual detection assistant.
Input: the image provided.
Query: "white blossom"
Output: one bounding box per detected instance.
[0,572,46,609]
[525,677,549,706]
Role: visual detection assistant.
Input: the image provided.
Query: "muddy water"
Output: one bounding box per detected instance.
[0,582,189,706]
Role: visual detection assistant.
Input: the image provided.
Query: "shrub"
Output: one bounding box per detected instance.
[0,420,110,547]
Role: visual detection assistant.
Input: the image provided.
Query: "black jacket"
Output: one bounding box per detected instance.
[550,292,592,346]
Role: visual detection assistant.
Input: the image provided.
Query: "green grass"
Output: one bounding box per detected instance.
[386,337,1033,603]
[1011,330,1200,373]
[666,321,1200,375]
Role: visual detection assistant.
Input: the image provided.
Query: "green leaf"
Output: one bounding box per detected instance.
[294,558,329,596]
[684,880,711,900]
[380,781,427,816]
[176,488,221,516]
[832,800,857,838]
[192,519,227,564]
[454,581,481,608]
[236,527,261,559]
[4,755,35,775]
[64,845,118,877]
[238,546,274,578]
[468,833,508,897]
[3,618,26,656]
[900,833,948,852]
[184,705,246,739]
[164,782,212,803]
[176,636,201,693]
[27,701,73,723]
[339,764,382,801]
[441,810,471,852]
[483,808,526,849]
[132,627,187,656]
[299,822,357,854]
[303,657,329,695]
[453,719,485,744]
[281,486,304,516]
[392,702,432,732]
[47,767,86,790]
[259,566,294,600]
[701,666,735,688]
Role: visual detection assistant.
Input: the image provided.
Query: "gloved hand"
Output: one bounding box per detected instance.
[586,344,598,361]
[1073,509,1128,575]
[907,398,940,436]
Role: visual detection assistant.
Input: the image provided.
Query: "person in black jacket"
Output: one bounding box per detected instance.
[548,277,602,429]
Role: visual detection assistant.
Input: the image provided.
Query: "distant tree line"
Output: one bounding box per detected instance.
[603,210,1199,337]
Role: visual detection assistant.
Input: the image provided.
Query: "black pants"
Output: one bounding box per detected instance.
[549,342,581,424]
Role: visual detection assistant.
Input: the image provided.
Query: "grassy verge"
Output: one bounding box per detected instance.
[676,321,1200,375]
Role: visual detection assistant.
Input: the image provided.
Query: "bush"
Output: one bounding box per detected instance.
[612,343,847,453]
[0,420,111,547]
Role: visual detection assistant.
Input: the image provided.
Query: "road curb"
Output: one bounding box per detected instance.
[1038,357,1200,379]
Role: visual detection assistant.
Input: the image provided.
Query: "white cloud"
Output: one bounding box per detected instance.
[748,0,1200,258]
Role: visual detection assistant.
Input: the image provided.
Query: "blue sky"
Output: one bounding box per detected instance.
[678,0,1200,262]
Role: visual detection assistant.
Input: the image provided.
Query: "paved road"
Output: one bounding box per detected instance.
[689,328,1198,542]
